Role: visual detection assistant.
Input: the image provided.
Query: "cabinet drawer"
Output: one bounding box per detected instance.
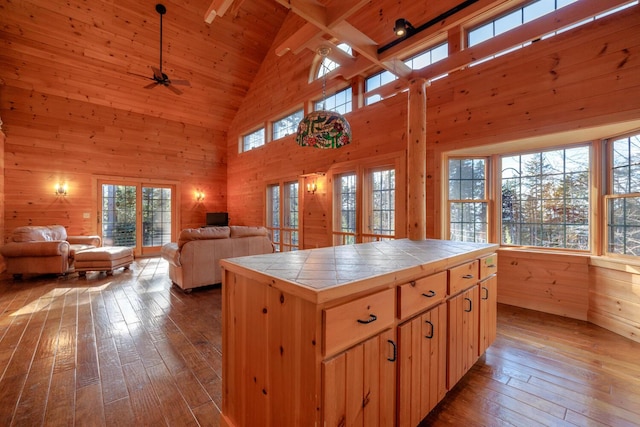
[479,253,498,280]
[323,288,395,357]
[397,271,447,320]
[448,260,479,295]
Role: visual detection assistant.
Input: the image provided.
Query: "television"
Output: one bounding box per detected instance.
[206,212,229,227]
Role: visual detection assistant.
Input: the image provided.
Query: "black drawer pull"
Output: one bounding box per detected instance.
[482,286,489,300]
[387,339,397,362]
[357,314,377,324]
[464,297,473,312]
[424,320,434,339]
[486,264,496,268]
[463,274,474,279]
[422,290,436,298]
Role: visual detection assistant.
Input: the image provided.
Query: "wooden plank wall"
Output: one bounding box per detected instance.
[497,250,590,321]
[227,6,640,340]
[0,0,287,240]
[589,260,640,343]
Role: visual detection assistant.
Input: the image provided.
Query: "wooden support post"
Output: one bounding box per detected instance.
[407,79,427,241]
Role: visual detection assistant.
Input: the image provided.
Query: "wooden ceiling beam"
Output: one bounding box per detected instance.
[204,0,234,24]
[275,22,320,56]
[325,0,372,28]
[275,0,407,80]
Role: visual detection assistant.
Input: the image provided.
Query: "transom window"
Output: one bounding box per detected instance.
[468,0,579,48]
[501,146,590,250]
[273,110,303,140]
[315,87,352,115]
[607,132,640,256]
[242,128,265,152]
[317,43,352,79]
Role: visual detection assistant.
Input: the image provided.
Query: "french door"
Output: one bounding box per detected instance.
[98,180,176,256]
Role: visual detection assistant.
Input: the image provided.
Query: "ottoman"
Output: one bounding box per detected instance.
[75,246,134,276]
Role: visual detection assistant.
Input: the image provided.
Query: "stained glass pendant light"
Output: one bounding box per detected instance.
[296,47,352,149]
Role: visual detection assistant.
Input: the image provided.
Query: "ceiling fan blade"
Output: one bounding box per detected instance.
[127,71,154,81]
[143,82,159,89]
[151,66,163,81]
[166,84,183,95]
[170,79,191,86]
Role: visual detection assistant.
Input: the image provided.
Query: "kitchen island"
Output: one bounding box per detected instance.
[220,238,498,427]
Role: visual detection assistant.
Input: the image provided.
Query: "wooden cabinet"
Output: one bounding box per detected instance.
[397,303,447,427]
[220,241,499,427]
[447,284,479,388]
[479,271,498,355]
[324,288,395,357]
[323,329,396,427]
[397,271,447,321]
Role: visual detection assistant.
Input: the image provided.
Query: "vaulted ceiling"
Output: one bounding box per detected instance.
[1,0,501,133]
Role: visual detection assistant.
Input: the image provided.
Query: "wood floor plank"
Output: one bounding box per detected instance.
[1,259,639,426]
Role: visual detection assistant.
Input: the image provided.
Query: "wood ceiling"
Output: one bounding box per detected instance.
[1,0,506,133]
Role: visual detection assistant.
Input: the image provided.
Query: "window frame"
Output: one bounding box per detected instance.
[241,127,266,153]
[445,156,491,243]
[266,179,301,252]
[604,130,640,258]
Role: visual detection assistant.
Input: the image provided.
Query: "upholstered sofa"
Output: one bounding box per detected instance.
[0,225,101,279]
[160,225,274,292]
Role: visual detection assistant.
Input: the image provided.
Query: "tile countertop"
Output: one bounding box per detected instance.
[220,238,499,304]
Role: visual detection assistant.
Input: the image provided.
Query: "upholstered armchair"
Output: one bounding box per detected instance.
[0,225,101,279]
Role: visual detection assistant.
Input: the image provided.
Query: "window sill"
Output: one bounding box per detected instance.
[589,256,640,274]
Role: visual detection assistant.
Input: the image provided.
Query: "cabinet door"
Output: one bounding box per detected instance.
[479,274,497,355]
[447,284,479,388]
[322,329,396,427]
[397,303,447,427]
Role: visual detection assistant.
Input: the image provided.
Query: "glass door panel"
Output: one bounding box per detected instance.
[101,184,137,247]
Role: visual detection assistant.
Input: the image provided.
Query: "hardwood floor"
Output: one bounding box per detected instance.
[0,257,638,426]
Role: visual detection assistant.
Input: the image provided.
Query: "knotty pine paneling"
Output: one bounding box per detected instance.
[1,85,227,238]
[497,249,590,321]
[589,262,640,344]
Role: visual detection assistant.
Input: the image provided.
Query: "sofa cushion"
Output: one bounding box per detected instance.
[178,227,231,249]
[11,225,68,242]
[230,226,269,238]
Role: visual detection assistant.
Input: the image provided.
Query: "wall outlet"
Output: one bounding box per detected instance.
[83,212,90,219]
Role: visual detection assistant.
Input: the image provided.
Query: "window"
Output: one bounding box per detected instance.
[267,181,299,251]
[404,42,448,70]
[468,0,578,48]
[315,87,352,115]
[367,169,396,239]
[273,110,303,140]
[365,42,449,105]
[333,166,396,245]
[317,43,352,79]
[501,146,590,250]
[606,132,640,256]
[242,128,265,152]
[334,173,357,245]
[448,158,488,243]
[266,184,280,249]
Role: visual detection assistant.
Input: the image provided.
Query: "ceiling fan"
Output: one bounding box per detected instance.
[136,3,190,95]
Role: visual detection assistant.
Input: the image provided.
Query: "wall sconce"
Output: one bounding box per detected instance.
[54,183,68,196]
[306,182,317,194]
[394,18,414,37]
[195,191,205,202]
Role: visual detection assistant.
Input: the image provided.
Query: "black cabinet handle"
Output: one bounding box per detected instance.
[357,314,377,324]
[422,290,436,298]
[424,320,434,339]
[482,286,489,300]
[387,339,397,362]
[463,274,474,279]
[464,297,473,312]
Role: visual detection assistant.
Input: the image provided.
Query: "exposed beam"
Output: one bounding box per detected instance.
[204,0,234,24]
[325,0,372,27]
[275,22,320,56]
